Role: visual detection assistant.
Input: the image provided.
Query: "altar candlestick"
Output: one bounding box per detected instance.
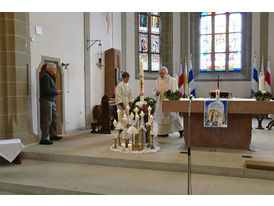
[140,60,144,102]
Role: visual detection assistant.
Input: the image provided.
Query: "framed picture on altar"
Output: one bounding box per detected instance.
[204,100,228,128]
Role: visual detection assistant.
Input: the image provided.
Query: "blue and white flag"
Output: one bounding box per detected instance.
[188,55,196,97]
[251,55,258,97]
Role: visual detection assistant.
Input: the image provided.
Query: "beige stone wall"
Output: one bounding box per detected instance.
[0,12,36,144]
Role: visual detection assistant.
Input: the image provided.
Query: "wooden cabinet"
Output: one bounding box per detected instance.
[104,48,121,98]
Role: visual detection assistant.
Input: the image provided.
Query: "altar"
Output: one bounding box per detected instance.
[162,98,274,149]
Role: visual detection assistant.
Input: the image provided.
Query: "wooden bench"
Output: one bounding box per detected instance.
[245,160,274,171]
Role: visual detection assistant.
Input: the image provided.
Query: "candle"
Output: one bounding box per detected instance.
[117,109,121,123]
[126,105,130,116]
[113,119,117,128]
[123,114,128,124]
[150,115,154,135]
[114,133,117,139]
[148,106,152,118]
[135,114,140,128]
[259,72,265,91]
[134,107,139,116]
[140,111,145,125]
[259,55,265,92]
[130,113,134,125]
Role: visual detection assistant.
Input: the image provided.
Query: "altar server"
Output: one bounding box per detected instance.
[115,72,134,115]
[153,66,183,137]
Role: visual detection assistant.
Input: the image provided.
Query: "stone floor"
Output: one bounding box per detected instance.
[0,118,273,195]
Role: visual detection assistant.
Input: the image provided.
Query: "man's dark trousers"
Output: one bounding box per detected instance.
[40,98,58,140]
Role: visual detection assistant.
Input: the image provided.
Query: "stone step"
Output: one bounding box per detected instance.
[22,151,274,181]
[1,159,274,195]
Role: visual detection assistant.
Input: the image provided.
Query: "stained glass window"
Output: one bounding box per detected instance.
[139,13,148,32]
[139,53,149,71]
[199,12,242,72]
[151,35,160,53]
[139,34,148,52]
[151,54,160,71]
[200,16,212,34]
[138,12,161,73]
[200,53,212,72]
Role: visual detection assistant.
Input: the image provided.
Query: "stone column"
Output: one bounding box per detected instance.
[0,12,36,144]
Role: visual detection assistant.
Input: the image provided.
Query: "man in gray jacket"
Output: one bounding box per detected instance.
[40,63,63,145]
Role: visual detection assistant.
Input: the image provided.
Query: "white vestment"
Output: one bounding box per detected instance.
[115,81,134,115]
[152,75,183,135]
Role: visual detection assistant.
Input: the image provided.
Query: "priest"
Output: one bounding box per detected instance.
[115,71,134,116]
[153,66,183,137]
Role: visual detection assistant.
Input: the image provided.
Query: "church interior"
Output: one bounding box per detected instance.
[1,9,274,199]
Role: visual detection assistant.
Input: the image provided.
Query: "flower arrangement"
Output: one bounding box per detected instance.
[129,96,156,116]
[164,89,183,100]
[252,91,273,101]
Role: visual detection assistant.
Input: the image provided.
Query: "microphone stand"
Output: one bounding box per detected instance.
[187,94,193,195]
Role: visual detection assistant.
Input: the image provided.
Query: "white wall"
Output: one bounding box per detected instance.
[29,12,85,134]
[268,12,274,95]
[89,12,121,109]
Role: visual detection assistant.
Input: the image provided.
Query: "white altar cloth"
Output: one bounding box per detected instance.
[0,139,24,162]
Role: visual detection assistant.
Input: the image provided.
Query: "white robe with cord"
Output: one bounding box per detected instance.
[152,75,183,135]
[115,81,134,116]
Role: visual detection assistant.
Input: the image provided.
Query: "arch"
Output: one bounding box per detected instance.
[36,56,66,140]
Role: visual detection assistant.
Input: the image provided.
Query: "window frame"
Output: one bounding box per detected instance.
[190,12,252,82]
[135,12,162,80]
[200,12,242,73]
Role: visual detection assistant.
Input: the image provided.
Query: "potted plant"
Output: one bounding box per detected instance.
[252,91,273,101]
[164,89,183,100]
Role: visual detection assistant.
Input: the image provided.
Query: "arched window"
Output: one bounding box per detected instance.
[138,12,161,72]
[200,12,242,72]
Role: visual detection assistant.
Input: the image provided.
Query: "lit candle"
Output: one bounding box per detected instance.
[134,107,139,116]
[113,119,117,128]
[126,105,130,116]
[117,109,121,123]
[123,114,128,124]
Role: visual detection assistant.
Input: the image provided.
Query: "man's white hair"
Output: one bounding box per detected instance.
[159,66,168,74]
[46,62,57,71]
